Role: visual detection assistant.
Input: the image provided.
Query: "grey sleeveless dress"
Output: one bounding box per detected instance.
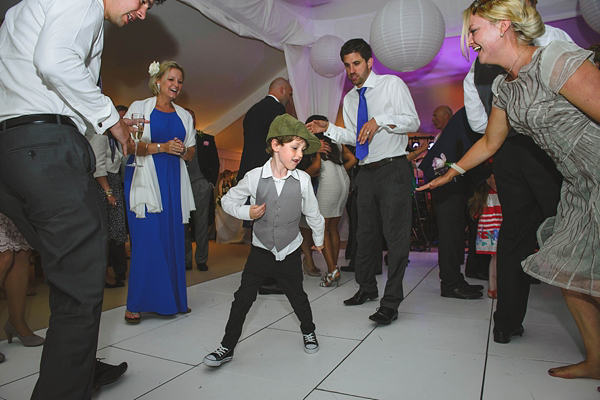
[492,40,600,296]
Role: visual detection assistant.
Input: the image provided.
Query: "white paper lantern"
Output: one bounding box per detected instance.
[310,35,346,78]
[370,0,446,72]
[580,0,600,34]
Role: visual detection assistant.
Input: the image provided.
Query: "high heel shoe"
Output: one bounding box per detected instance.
[320,268,341,287]
[4,321,45,347]
[302,258,321,277]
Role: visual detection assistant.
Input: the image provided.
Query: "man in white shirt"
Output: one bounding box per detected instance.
[307,38,420,325]
[0,1,163,398]
[462,0,571,344]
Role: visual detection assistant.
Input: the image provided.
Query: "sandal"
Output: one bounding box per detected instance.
[124,310,141,324]
[487,289,497,299]
[320,268,341,287]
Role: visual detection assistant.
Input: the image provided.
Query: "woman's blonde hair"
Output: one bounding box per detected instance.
[149,61,185,96]
[460,0,545,59]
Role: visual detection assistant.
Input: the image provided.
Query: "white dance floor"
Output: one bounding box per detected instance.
[0,251,596,399]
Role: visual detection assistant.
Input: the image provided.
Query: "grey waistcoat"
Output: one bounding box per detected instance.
[253,170,302,252]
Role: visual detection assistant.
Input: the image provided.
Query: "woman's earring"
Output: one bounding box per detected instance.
[500,33,504,37]
[157,83,161,89]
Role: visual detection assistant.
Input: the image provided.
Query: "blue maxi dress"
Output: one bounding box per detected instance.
[125,108,188,314]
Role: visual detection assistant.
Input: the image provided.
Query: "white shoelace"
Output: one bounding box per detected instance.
[213,346,229,357]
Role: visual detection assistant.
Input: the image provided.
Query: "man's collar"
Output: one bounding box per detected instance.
[355,71,377,93]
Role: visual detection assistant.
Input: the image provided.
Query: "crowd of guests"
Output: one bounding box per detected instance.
[1,0,600,397]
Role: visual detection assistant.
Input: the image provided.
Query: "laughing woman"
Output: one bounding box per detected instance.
[419,0,600,386]
[123,61,196,323]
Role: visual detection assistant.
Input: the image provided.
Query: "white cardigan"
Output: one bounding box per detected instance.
[125,97,196,223]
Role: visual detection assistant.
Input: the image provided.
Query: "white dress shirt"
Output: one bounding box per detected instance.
[89,134,123,178]
[222,159,325,261]
[463,24,574,133]
[324,71,420,164]
[0,0,119,135]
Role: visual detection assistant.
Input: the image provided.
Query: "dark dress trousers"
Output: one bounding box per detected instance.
[185,132,220,267]
[0,122,107,400]
[420,108,489,290]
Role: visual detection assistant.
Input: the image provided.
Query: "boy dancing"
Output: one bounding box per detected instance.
[204,114,325,367]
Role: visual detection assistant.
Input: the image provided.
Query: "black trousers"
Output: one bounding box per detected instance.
[108,239,127,276]
[222,246,315,349]
[431,179,468,290]
[0,122,107,400]
[493,135,562,332]
[354,157,412,309]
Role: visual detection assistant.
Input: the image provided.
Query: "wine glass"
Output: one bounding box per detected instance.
[127,113,144,167]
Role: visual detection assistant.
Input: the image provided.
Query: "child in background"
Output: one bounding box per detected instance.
[204,114,325,367]
[469,162,502,299]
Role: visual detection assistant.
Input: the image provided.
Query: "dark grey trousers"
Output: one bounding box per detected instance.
[185,177,213,266]
[0,122,107,400]
[354,157,412,310]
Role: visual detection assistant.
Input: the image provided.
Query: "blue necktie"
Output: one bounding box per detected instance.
[356,87,368,160]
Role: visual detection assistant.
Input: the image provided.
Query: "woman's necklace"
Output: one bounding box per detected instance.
[507,46,528,76]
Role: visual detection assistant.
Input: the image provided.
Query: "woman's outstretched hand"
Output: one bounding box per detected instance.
[416,172,455,192]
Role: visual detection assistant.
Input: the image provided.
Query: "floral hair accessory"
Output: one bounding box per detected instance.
[148,61,160,76]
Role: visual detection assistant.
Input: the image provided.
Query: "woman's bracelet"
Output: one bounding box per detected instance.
[181,146,188,156]
[105,189,113,197]
[449,163,466,175]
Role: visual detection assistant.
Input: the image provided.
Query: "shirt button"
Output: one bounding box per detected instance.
[276,206,281,211]
[98,122,103,128]
[28,150,36,157]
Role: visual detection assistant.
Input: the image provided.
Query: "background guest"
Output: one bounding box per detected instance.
[123,60,196,323]
[184,108,220,272]
[305,115,357,287]
[0,213,45,363]
[419,107,486,299]
[88,131,128,288]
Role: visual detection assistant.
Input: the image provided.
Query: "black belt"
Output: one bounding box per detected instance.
[1,114,77,131]
[361,155,406,171]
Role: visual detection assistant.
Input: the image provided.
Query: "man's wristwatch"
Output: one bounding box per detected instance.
[157,143,161,153]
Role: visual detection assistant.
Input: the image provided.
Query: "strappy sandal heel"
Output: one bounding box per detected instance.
[319,268,341,287]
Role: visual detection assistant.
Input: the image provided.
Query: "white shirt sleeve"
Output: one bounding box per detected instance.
[463,62,488,134]
[33,0,119,134]
[221,171,255,221]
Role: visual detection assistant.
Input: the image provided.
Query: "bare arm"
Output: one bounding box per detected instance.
[559,61,600,124]
[417,107,509,191]
[342,145,358,171]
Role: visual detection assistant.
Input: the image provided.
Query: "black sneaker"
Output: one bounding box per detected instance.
[303,332,319,354]
[204,346,234,367]
[93,359,128,390]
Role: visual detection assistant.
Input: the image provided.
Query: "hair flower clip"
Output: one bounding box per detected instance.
[148,61,160,76]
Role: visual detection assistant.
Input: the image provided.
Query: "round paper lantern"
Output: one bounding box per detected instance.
[580,0,600,34]
[370,0,446,72]
[310,35,346,78]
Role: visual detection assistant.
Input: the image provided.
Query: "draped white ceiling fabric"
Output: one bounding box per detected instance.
[179,0,581,127]
[179,0,376,123]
